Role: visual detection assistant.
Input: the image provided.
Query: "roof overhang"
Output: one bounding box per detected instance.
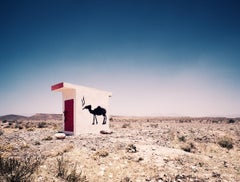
[51,82,112,97]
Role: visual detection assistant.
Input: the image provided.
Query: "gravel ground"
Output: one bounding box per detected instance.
[1,117,240,181]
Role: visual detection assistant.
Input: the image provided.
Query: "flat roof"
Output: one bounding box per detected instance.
[51,82,112,96]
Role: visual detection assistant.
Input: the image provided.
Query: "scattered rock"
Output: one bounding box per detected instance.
[0,117,239,181]
[163,157,169,163]
[191,165,198,172]
[100,130,113,134]
[121,177,131,182]
[55,133,66,139]
[126,144,137,153]
[135,157,144,162]
[42,136,53,141]
[224,161,228,167]
[212,172,221,178]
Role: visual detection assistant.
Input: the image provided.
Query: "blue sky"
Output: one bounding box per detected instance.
[0,0,240,117]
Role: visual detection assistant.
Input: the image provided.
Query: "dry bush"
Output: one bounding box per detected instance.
[56,155,87,182]
[0,144,14,153]
[0,129,3,136]
[42,136,53,141]
[66,166,87,182]
[228,119,236,124]
[24,122,39,129]
[2,120,7,123]
[27,128,35,131]
[38,121,47,128]
[34,141,41,145]
[122,123,131,128]
[121,176,131,182]
[181,142,195,153]
[150,124,158,128]
[218,136,234,149]
[0,155,41,182]
[93,149,109,159]
[18,125,23,130]
[56,155,68,178]
[178,135,186,142]
[179,119,191,123]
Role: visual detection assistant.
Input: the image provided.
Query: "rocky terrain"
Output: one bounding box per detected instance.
[0,116,240,181]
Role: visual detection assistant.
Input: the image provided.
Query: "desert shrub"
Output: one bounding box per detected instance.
[122,123,131,128]
[15,121,20,129]
[0,155,41,182]
[2,120,7,123]
[34,141,41,145]
[0,129,3,136]
[178,135,186,142]
[42,136,53,141]
[56,155,68,178]
[179,119,191,123]
[66,165,87,182]
[228,119,236,124]
[56,155,87,182]
[10,120,16,124]
[150,124,158,128]
[20,143,29,150]
[121,177,131,182]
[27,128,35,131]
[0,144,13,153]
[38,121,47,128]
[25,122,31,129]
[94,149,109,158]
[212,172,221,178]
[181,142,195,153]
[218,136,233,149]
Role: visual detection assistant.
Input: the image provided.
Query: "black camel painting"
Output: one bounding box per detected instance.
[83,105,107,125]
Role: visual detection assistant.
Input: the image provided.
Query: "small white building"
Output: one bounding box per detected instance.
[51,82,112,135]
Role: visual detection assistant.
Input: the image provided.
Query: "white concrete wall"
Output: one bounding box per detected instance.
[75,89,110,135]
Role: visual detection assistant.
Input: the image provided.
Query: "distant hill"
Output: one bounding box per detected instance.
[28,113,62,120]
[0,113,62,121]
[0,114,28,121]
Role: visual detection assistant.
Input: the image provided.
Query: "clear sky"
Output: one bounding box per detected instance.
[0,0,240,117]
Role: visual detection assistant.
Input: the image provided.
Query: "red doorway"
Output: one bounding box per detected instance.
[64,99,74,132]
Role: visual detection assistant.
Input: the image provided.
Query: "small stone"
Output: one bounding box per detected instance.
[212,172,221,178]
[100,130,113,134]
[191,166,198,172]
[126,144,137,153]
[152,147,156,151]
[163,157,169,163]
[145,176,151,181]
[109,173,113,178]
[54,133,66,139]
[224,161,228,167]
[136,157,144,162]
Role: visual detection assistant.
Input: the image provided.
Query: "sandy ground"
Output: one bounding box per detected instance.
[0,117,240,181]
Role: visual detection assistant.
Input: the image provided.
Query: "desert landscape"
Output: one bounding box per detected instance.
[0,114,240,182]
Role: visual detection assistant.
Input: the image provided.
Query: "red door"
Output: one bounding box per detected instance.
[64,99,74,132]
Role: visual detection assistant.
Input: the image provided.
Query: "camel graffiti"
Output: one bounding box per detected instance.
[82,97,107,125]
